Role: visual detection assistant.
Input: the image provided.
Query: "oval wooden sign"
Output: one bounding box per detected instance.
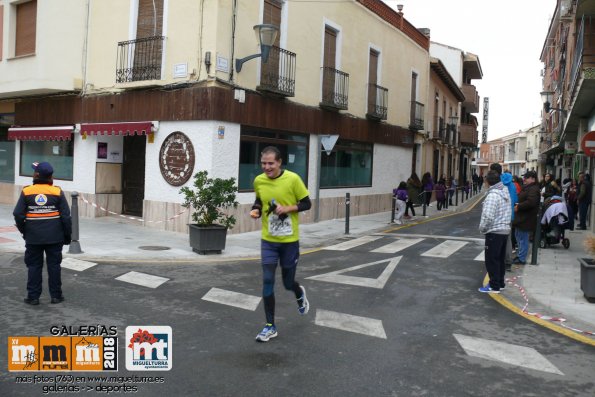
[159,131,195,186]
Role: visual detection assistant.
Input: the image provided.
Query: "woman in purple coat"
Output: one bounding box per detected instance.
[435,179,446,210]
[421,172,434,206]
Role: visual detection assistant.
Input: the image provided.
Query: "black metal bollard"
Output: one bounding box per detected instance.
[455,188,459,206]
[531,205,542,265]
[391,195,396,223]
[69,191,83,254]
[345,192,350,235]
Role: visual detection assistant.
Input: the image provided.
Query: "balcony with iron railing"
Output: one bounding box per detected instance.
[431,116,445,141]
[569,15,595,106]
[449,116,459,146]
[320,67,349,110]
[366,83,388,121]
[460,123,478,147]
[257,46,296,97]
[461,84,479,113]
[409,101,424,131]
[116,36,165,83]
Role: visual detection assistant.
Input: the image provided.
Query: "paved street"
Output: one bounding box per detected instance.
[1,205,594,396]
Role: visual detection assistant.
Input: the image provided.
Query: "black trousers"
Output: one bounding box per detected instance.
[484,233,507,290]
[24,243,63,299]
[404,200,415,216]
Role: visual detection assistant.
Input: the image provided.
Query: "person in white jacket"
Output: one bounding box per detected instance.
[478,170,512,294]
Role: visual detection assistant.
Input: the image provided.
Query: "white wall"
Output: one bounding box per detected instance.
[146,120,241,204]
[430,42,463,86]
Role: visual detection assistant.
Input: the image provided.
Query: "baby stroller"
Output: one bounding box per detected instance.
[540,196,570,249]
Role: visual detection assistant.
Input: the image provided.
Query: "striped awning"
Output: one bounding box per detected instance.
[80,122,153,136]
[8,126,74,141]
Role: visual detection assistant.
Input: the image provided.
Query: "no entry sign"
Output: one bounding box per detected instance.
[581,131,595,156]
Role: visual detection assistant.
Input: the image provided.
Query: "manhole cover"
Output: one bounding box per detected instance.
[138,246,171,251]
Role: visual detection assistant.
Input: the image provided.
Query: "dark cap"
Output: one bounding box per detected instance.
[31,161,54,178]
[523,170,537,179]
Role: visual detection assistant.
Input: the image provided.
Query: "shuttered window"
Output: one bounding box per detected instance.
[15,0,37,57]
[0,5,4,60]
[263,0,281,47]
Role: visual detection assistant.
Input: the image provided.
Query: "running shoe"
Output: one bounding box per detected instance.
[255,324,277,342]
[297,286,310,315]
[478,285,500,294]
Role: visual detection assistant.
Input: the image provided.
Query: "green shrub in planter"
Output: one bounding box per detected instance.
[180,171,239,254]
[180,170,239,228]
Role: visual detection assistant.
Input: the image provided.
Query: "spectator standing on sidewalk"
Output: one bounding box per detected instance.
[478,174,484,192]
[472,171,479,194]
[447,176,457,206]
[405,172,422,218]
[513,171,541,265]
[250,146,311,342]
[435,179,446,211]
[422,172,434,207]
[577,172,592,230]
[565,178,578,230]
[13,162,72,305]
[393,182,408,224]
[489,164,518,271]
[478,170,511,294]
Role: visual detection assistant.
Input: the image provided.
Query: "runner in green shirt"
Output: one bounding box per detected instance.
[250,146,312,342]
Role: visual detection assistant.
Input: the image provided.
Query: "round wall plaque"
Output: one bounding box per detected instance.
[159,131,195,186]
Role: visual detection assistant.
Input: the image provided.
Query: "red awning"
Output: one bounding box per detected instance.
[81,122,153,136]
[8,126,74,141]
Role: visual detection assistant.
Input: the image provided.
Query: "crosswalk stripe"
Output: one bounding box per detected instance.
[474,251,485,261]
[201,288,261,311]
[115,271,169,288]
[315,309,387,339]
[421,240,468,258]
[324,235,383,251]
[61,257,98,271]
[453,334,564,375]
[371,238,424,253]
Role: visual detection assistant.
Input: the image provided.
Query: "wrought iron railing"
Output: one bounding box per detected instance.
[116,36,165,83]
[409,101,424,130]
[258,46,296,97]
[432,116,445,140]
[366,83,388,120]
[320,67,349,110]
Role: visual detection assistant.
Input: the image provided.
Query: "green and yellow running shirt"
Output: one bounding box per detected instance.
[254,170,309,243]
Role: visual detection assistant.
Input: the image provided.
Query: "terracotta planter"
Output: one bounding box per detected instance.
[188,224,228,255]
[579,257,595,303]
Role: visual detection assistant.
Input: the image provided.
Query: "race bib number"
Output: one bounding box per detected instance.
[268,215,293,236]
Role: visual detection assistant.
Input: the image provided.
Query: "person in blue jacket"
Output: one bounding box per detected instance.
[490,164,518,271]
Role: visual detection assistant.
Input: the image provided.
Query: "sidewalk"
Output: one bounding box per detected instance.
[1,191,594,341]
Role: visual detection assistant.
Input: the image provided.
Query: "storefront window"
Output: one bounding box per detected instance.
[19,140,74,180]
[321,139,373,188]
[239,127,309,191]
[0,126,15,182]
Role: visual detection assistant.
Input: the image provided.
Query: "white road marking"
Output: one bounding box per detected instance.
[306,256,401,289]
[474,251,485,261]
[115,271,169,289]
[315,309,387,339]
[453,334,564,375]
[324,235,383,251]
[421,240,468,258]
[386,233,484,243]
[201,288,261,311]
[61,257,98,271]
[371,237,424,253]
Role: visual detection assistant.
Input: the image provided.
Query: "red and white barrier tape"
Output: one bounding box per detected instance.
[506,275,595,337]
[78,193,187,224]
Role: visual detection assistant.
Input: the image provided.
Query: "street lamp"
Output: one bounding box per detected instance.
[540,90,567,115]
[235,24,279,73]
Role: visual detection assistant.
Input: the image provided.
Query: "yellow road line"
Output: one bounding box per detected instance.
[482,274,595,347]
